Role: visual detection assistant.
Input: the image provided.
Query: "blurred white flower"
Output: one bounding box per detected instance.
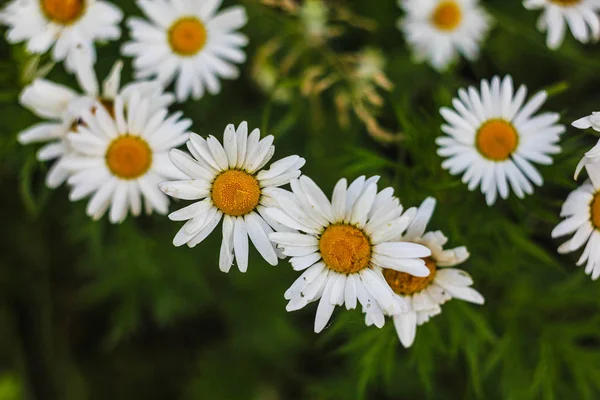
[123,0,248,102]
[18,52,173,189]
[0,0,123,72]
[63,89,190,223]
[398,0,492,71]
[552,165,600,280]
[523,0,600,50]
[572,112,600,178]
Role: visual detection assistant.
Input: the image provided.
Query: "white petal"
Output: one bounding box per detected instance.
[233,217,249,272]
[314,277,336,333]
[219,215,235,272]
[393,312,417,348]
[245,212,278,266]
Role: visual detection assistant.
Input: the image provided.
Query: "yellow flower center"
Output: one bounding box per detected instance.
[476,119,519,161]
[431,1,462,31]
[169,17,207,56]
[106,136,153,180]
[383,257,437,295]
[40,0,84,24]
[549,0,581,6]
[211,170,261,216]
[319,224,371,274]
[591,192,600,230]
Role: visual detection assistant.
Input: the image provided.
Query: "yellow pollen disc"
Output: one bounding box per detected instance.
[590,192,600,230]
[40,0,84,24]
[431,1,462,31]
[549,0,581,6]
[383,257,437,295]
[169,17,207,56]
[319,224,371,274]
[211,170,261,216]
[105,136,153,180]
[476,119,519,161]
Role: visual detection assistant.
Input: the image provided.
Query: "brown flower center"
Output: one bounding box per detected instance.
[383,257,437,295]
[211,170,261,216]
[319,224,371,274]
[476,119,519,161]
[106,136,152,180]
[431,1,462,31]
[591,192,600,230]
[40,0,84,24]
[549,0,581,6]
[169,17,207,56]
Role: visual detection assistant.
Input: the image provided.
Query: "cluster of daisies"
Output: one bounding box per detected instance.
[1,0,598,86]
[3,0,600,348]
[436,75,600,281]
[399,0,600,71]
[1,0,248,102]
[159,126,484,345]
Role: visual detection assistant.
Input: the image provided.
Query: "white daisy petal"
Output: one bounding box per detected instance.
[314,276,337,333]
[393,312,418,348]
[245,212,278,266]
[525,1,600,49]
[3,0,122,73]
[344,274,357,310]
[233,217,249,272]
[331,178,348,222]
[187,209,223,247]
[222,123,238,168]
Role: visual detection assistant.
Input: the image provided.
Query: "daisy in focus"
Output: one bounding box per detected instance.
[122,0,248,102]
[437,75,564,205]
[523,0,600,50]
[267,176,432,333]
[552,166,600,280]
[0,0,123,71]
[398,0,492,71]
[159,122,305,272]
[368,197,484,348]
[18,54,173,189]
[572,112,600,178]
[63,88,190,223]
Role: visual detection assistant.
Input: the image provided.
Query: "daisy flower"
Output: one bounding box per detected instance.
[552,164,600,279]
[18,54,173,188]
[159,122,305,272]
[523,0,600,50]
[437,75,564,205]
[122,0,248,102]
[572,112,600,178]
[0,0,123,71]
[267,175,432,333]
[398,0,492,71]
[63,88,191,223]
[367,197,484,348]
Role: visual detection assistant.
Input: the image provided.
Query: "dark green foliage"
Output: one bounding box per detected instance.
[1,0,600,399]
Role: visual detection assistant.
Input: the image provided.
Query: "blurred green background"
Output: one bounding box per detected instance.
[1,0,600,399]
